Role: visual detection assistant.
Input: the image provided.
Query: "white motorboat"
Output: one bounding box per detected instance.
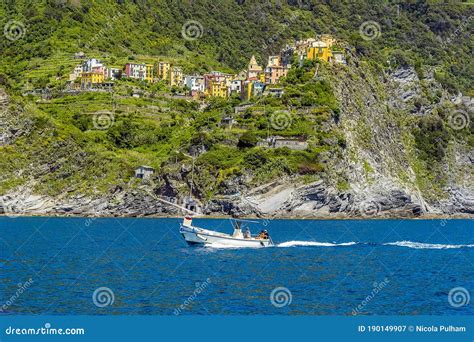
[179,217,274,248]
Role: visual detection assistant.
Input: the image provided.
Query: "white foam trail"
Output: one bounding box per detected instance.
[277,241,358,248]
[384,241,474,249]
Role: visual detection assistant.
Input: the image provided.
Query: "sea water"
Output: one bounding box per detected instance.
[0,217,472,315]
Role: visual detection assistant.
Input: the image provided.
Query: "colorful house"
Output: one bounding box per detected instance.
[264,55,289,84]
[124,63,147,80]
[80,71,105,88]
[247,55,263,80]
[208,80,228,98]
[170,66,183,87]
[307,41,333,62]
[229,79,242,96]
[253,81,266,97]
[146,64,154,82]
[242,80,265,100]
[105,67,121,80]
[157,62,171,81]
[184,75,205,95]
[69,64,84,81]
[204,71,233,98]
[265,66,288,84]
[82,58,104,72]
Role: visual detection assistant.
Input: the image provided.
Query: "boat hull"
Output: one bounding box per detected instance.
[180,225,272,247]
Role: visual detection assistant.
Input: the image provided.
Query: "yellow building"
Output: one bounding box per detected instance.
[157,61,171,81]
[208,80,228,98]
[307,41,333,62]
[146,64,154,82]
[80,71,104,87]
[170,66,183,87]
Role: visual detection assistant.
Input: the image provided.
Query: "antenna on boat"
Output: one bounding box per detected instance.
[231,218,260,224]
[142,189,201,216]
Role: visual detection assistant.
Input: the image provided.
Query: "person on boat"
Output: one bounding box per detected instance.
[244,228,251,239]
[232,220,244,239]
[257,230,268,239]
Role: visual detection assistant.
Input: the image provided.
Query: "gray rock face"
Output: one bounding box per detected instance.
[0,60,472,220]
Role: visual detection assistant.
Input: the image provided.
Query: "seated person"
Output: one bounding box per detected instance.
[244,228,251,239]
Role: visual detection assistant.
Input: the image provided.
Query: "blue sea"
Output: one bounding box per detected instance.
[0,217,472,315]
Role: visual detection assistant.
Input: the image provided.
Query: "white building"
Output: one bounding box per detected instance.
[82,58,103,72]
[105,67,121,80]
[229,80,242,95]
[257,136,308,150]
[69,64,84,81]
[184,75,205,94]
[134,166,155,180]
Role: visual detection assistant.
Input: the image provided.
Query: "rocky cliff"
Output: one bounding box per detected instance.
[1,56,472,219]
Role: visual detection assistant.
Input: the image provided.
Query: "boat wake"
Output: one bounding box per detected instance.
[201,240,474,250]
[277,241,358,247]
[276,240,474,249]
[383,241,474,249]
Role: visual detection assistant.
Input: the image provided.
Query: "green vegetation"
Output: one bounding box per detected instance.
[0,0,472,200]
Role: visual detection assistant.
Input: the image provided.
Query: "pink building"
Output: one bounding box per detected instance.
[124,63,147,81]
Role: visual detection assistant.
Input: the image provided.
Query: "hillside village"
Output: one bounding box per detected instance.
[68,35,346,100]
